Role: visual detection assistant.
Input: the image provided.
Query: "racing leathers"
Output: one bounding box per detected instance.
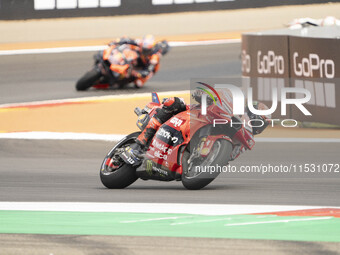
[123,96,268,165]
[122,97,186,164]
[137,97,187,147]
[109,37,161,88]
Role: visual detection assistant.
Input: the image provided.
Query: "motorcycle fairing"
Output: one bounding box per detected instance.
[138,110,190,180]
[136,159,175,181]
[136,95,256,181]
[103,45,115,60]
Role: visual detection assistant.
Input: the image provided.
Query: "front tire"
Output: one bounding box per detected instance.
[182,139,233,190]
[100,164,138,189]
[100,132,140,189]
[76,68,102,91]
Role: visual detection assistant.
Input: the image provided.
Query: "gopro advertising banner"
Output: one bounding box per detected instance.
[241,34,291,119]
[242,33,340,125]
[289,36,340,125]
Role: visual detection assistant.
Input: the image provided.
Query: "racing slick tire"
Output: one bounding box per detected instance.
[76,68,102,91]
[100,132,140,189]
[181,139,233,190]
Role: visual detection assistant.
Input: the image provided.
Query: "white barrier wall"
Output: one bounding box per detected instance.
[1,0,337,20]
[34,0,121,10]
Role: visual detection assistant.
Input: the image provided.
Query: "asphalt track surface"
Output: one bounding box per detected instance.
[1,139,339,205]
[1,139,340,254]
[1,234,339,255]
[0,43,240,104]
[1,43,340,254]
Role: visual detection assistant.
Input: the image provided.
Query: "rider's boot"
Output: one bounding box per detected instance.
[121,117,162,165]
[120,97,186,165]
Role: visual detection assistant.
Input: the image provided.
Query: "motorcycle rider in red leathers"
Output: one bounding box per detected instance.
[109,34,164,88]
[123,90,271,165]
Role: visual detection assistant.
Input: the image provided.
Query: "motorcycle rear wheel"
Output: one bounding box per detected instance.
[181,139,233,190]
[76,68,102,91]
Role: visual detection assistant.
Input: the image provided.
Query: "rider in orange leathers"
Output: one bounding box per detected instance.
[109,34,166,88]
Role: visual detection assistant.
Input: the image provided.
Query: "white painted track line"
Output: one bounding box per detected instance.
[0,132,125,141]
[224,217,333,226]
[255,138,340,143]
[0,90,190,109]
[0,131,339,143]
[0,202,335,215]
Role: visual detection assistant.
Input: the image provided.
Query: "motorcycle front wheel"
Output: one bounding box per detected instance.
[181,139,233,190]
[76,68,102,91]
[100,132,140,189]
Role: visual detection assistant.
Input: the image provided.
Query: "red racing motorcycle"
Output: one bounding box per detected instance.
[100,92,255,190]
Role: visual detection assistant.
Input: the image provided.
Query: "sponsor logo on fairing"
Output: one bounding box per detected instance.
[152,139,173,154]
[158,128,179,143]
[152,165,168,176]
[154,150,168,160]
[146,160,153,175]
[145,159,168,176]
[170,117,183,127]
[120,152,135,165]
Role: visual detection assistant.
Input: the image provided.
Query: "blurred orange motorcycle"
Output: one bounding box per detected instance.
[75,39,169,91]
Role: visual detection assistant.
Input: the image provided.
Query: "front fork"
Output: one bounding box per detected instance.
[95,52,116,85]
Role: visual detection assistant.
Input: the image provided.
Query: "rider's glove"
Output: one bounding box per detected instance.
[131,70,149,79]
